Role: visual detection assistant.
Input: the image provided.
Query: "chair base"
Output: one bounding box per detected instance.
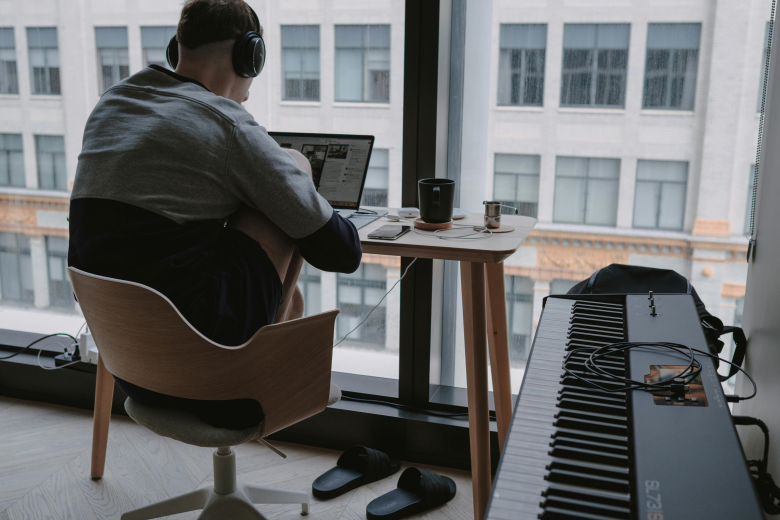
[121,448,309,520]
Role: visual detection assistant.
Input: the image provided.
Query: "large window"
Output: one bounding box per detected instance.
[95,27,129,94]
[505,275,533,365]
[0,134,24,187]
[561,24,630,108]
[633,160,688,231]
[0,233,33,304]
[643,23,701,110]
[281,25,320,102]
[46,236,72,308]
[361,148,389,207]
[0,28,18,94]
[335,25,390,103]
[35,135,66,191]
[553,157,620,226]
[27,27,60,95]
[497,24,546,107]
[337,263,388,347]
[493,154,540,218]
[141,26,176,69]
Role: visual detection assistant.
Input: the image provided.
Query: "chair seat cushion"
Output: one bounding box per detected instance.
[125,398,265,447]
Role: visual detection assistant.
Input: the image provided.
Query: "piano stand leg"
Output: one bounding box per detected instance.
[461,261,492,520]
[486,262,513,453]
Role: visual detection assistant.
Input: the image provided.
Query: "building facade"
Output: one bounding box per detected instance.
[0,0,767,382]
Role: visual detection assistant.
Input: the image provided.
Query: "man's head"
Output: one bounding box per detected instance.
[174,0,264,104]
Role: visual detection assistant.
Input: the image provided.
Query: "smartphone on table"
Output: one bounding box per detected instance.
[368,225,411,240]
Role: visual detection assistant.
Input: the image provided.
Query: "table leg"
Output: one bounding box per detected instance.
[91,356,114,479]
[485,262,513,452]
[461,261,491,520]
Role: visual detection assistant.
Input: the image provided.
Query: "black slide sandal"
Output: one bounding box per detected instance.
[366,467,457,520]
[312,446,401,499]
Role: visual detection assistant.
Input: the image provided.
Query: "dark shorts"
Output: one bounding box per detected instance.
[69,198,283,429]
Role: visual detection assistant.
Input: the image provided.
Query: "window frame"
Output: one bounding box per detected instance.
[632,160,688,231]
[492,153,541,218]
[642,23,702,111]
[560,23,630,109]
[552,156,621,226]
[497,24,546,107]
[34,135,67,191]
[95,27,130,95]
[0,133,25,188]
[140,26,177,69]
[335,24,392,103]
[27,27,60,96]
[0,27,19,95]
[281,25,321,102]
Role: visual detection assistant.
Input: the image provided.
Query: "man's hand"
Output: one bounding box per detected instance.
[282,148,313,179]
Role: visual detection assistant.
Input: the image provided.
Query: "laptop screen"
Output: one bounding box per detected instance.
[268,132,375,209]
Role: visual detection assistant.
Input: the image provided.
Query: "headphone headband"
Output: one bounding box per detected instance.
[166,3,265,78]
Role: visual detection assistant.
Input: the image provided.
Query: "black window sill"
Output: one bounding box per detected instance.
[0,329,502,471]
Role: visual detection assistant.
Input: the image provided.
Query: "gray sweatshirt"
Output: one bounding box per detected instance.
[72,65,332,239]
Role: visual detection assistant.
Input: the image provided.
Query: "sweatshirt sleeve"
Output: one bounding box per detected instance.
[295,211,362,273]
[226,117,362,273]
[226,117,333,239]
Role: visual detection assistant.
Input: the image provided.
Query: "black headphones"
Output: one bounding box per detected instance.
[166,4,265,78]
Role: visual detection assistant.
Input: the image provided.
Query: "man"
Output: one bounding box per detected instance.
[68,0,361,429]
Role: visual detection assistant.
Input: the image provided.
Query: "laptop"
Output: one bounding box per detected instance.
[268,131,388,229]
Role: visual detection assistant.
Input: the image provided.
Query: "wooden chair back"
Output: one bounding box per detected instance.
[69,267,339,437]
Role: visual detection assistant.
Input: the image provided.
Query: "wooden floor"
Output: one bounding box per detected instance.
[0,396,473,520]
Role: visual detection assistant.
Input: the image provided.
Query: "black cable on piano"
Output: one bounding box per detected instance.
[563,341,757,401]
[733,415,780,515]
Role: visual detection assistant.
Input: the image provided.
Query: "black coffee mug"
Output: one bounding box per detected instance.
[418,178,455,224]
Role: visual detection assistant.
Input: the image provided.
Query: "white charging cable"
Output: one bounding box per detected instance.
[385,215,493,240]
[334,257,418,348]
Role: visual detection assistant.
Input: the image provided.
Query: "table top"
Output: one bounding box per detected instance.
[357,209,537,264]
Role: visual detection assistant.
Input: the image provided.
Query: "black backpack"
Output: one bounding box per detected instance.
[567,264,746,382]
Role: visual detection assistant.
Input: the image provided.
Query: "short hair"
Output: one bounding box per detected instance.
[177,0,261,50]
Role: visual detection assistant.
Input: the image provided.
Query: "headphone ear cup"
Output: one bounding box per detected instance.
[232,32,264,78]
[166,35,179,70]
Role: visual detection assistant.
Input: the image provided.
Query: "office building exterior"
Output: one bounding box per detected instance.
[0,0,767,382]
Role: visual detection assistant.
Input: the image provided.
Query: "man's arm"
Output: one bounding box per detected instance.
[227,119,362,274]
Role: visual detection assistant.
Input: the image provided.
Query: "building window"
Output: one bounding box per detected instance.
[633,160,688,231]
[493,154,540,218]
[335,25,390,103]
[0,28,18,94]
[497,24,546,107]
[47,236,72,308]
[361,148,389,207]
[0,233,33,303]
[281,25,320,101]
[27,27,60,95]
[95,27,129,94]
[35,135,66,191]
[337,263,387,347]
[505,275,533,365]
[553,156,620,226]
[297,263,321,317]
[561,24,630,108]
[746,164,757,235]
[759,22,770,112]
[141,26,176,69]
[0,134,25,187]
[550,279,576,295]
[643,23,701,110]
